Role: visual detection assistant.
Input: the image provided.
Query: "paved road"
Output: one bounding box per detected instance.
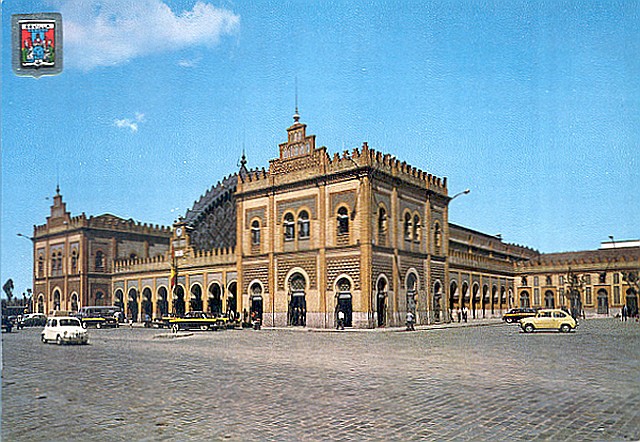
[2,319,639,441]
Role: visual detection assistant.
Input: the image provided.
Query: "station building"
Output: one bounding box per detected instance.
[30,115,639,326]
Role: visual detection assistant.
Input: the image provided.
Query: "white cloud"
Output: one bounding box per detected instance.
[59,0,240,69]
[114,112,145,132]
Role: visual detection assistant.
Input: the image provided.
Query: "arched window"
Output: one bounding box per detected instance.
[298,210,310,239]
[413,214,421,242]
[337,207,349,235]
[434,222,442,253]
[377,206,387,244]
[251,220,261,245]
[404,213,412,240]
[284,213,295,241]
[95,251,105,271]
[71,250,78,274]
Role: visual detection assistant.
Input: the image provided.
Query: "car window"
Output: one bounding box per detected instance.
[59,318,81,327]
[51,319,57,327]
[553,312,566,318]
[540,311,552,318]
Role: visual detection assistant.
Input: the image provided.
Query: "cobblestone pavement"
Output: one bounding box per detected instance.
[2,319,639,441]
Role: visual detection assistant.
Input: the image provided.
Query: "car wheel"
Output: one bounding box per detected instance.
[560,324,571,333]
[505,318,513,323]
[200,325,209,331]
[96,323,102,329]
[41,334,47,343]
[171,324,179,333]
[56,335,63,345]
[523,324,535,333]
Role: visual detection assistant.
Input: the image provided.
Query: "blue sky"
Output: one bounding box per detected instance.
[2,0,638,296]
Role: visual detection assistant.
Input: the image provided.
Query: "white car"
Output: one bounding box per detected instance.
[41,317,88,345]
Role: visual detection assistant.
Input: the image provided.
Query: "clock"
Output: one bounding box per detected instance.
[175,227,183,237]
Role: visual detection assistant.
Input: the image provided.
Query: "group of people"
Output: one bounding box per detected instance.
[289,307,306,326]
[454,307,470,323]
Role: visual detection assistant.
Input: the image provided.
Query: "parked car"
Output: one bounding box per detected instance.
[520,309,577,333]
[41,317,88,345]
[76,306,120,328]
[169,311,228,332]
[502,308,537,323]
[20,313,47,327]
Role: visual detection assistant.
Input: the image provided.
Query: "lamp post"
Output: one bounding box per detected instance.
[450,188,470,201]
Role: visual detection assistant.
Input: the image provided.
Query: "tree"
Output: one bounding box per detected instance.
[565,268,584,320]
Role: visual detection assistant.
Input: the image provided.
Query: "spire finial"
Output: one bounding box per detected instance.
[56,164,60,195]
[56,184,60,195]
[293,77,300,122]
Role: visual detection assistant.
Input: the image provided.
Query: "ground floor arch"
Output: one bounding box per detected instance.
[114,289,124,312]
[544,290,555,308]
[190,284,203,311]
[597,289,609,314]
[626,289,638,317]
[288,272,307,326]
[173,285,185,317]
[433,280,443,322]
[227,281,237,317]
[157,286,169,317]
[141,287,153,320]
[208,282,223,316]
[376,275,388,327]
[335,276,353,328]
[128,288,139,321]
[520,290,530,307]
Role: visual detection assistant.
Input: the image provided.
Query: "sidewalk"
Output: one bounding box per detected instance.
[264,317,505,333]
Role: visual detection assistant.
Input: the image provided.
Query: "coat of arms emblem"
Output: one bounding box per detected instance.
[12,13,63,77]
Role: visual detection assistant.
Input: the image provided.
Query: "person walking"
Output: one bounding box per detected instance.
[337,310,345,330]
[406,311,415,331]
[462,306,469,323]
[622,304,628,322]
[456,307,462,323]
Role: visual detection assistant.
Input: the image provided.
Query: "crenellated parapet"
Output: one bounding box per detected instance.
[113,245,237,275]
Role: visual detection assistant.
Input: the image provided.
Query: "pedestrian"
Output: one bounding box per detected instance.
[337,310,345,330]
[406,311,415,331]
[622,304,628,322]
[462,306,468,323]
[456,308,461,323]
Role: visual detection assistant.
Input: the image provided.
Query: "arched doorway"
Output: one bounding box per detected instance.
[482,285,489,318]
[37,294,45,314]
[500,287,506,312]
[157,287,168,317]
[471,284,479,319]
[227,281,237,318]
[520,291,530,307]
[190,284,203,311]
[597,289,609,314]
[114,289,124,312]
[208,283,223,316]
[142,287,153,320]
[288,272,306,326]
[626,288,638,317]
[376,276,388,327]
[433,281,443,322]
[127,288,138,322]
[461,282,469,309]
[335,277,353,328]
[173,285,185,317]
[406,273,417,317]
[449,281,458,315]
[53,289,61,311]
[544,290,555,308]
[250,282,263,322]
[70,293,78,313]
[491,285,498,315]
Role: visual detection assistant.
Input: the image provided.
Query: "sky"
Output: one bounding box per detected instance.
[2,0,639,296]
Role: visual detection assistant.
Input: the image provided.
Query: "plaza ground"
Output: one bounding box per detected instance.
[2,318,639,441]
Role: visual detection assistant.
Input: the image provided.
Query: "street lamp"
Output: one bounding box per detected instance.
[450,188,470,201]
[17,233,33,241]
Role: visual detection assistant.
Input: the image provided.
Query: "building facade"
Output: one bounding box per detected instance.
[31,116,639,326]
